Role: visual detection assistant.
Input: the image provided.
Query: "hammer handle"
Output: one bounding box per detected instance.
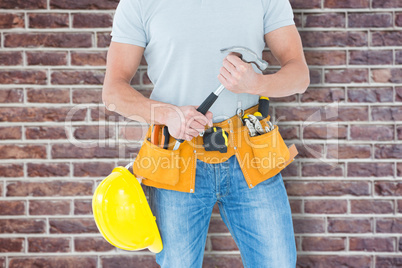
[176,92,218,144]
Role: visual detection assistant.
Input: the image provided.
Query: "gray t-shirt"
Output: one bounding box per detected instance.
[111,0,294,121]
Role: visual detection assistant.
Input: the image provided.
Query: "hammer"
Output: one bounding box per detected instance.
[173,46,269,150]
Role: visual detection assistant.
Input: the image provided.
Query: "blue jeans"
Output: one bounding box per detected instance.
[146,155,296,268]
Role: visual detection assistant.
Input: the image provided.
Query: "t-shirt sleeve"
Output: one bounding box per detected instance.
[111,0,147,47]
[263,0,295,35]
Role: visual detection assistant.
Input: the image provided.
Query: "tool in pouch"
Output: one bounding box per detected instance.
[150,124,170,149]
[242,96,274,137]
[173,46,270,151]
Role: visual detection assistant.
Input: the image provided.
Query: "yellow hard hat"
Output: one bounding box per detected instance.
[92,166,163,253]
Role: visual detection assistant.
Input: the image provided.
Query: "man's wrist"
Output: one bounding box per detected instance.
[252,73,269,95]
[154,103,176,125]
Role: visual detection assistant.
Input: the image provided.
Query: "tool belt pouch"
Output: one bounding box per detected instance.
[133,134,180,186]
[203,127,229,153]
[247,125,290,175]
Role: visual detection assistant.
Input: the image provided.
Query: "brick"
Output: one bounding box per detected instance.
[0,70,47,85]
[101,256,159,268]
[97,32,111,47]
[348,13,392,28]
[349,51,393,65]
[397,87,402,101]
[74,199,92,215]
[293,13,302,28]
[0,201,25,215]
[0,51,22,65]
[305,200,347,214]
[0,219,46,234]
[372,107,402,121]
[289,199,302,213]
[4,33,92,48]
[9,257,97,268]
[29,200,70,215]
[270,95,297,102]
[0,13,24,29]
[281,161,299,177]
[351,125,393,140]
[293,217,325,234]
[28,237,70,252]
[210,236,238,251]
[375,144,402,159]
[0,107,86,122]
[72,89,102,103]
[74,237,114,252]
[27,88,70,103]
[52,144,139,159]
[27,51,67,66]
[398,200,402,213]
[350,237,394,252]
[297,255,371,268]
[372,68,402,83]
[119,125,148,141]
[375,182,402,196]
[301,163,344,177]
[302,125,347,139]
[304,51,346,66]
[7,181,93,197]
[398,163,402,177]
[71,51,107,66]
[324,0,369,8]
[208,218,230,233]
[50,218,98,234]
[26,126,67,139]
[348,163,394,177]
[309,69,322,84]
[372,31,402,46]
[74,125,114,139]
[0,164,23,177]
[304,13,345,28]
[203,256,244,268]
[284,181,370,196]
[325,69,368,83]
[0,145,46,159]
[327,144,371,159]
[0,88,23,103]
[351,200,394,214]
[348,87,393,103]
[295,144,324,159]
[373,0,402,8]
[302,237,345,251]
[328,218,372,233]
[262,51,279,66]
[289,0,321,9]
[73,13,113,28]
[74,162,114,177]
[29,13,69,28]
[28,163,69,177]
[300,31,367,48]
[397,13,402,27]
[276,125,299,140]
[301,87,345,102]
[377,218,402,233]
[0,238,24,253]
[51,70,105,85]
[376,257,402,268]
[0,126,22,139]
[0,0,46,9]
[276,106,368,121]
[90,107,125,121]
[51,0,118,9]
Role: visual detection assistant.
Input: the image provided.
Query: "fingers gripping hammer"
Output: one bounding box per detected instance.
[173,46,269,150]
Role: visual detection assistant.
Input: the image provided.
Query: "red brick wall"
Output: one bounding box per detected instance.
[0,0,401,267]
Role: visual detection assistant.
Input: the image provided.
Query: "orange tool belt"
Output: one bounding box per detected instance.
[133,104,298,193]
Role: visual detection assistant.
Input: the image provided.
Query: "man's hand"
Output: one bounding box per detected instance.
[217,53,262,95]
[163,105,213,141]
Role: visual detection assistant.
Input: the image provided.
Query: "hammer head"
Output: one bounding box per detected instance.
[220,46,269,72]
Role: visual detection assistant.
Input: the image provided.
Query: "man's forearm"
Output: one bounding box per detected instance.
[254,59,309,97]
[102,80,173,125]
